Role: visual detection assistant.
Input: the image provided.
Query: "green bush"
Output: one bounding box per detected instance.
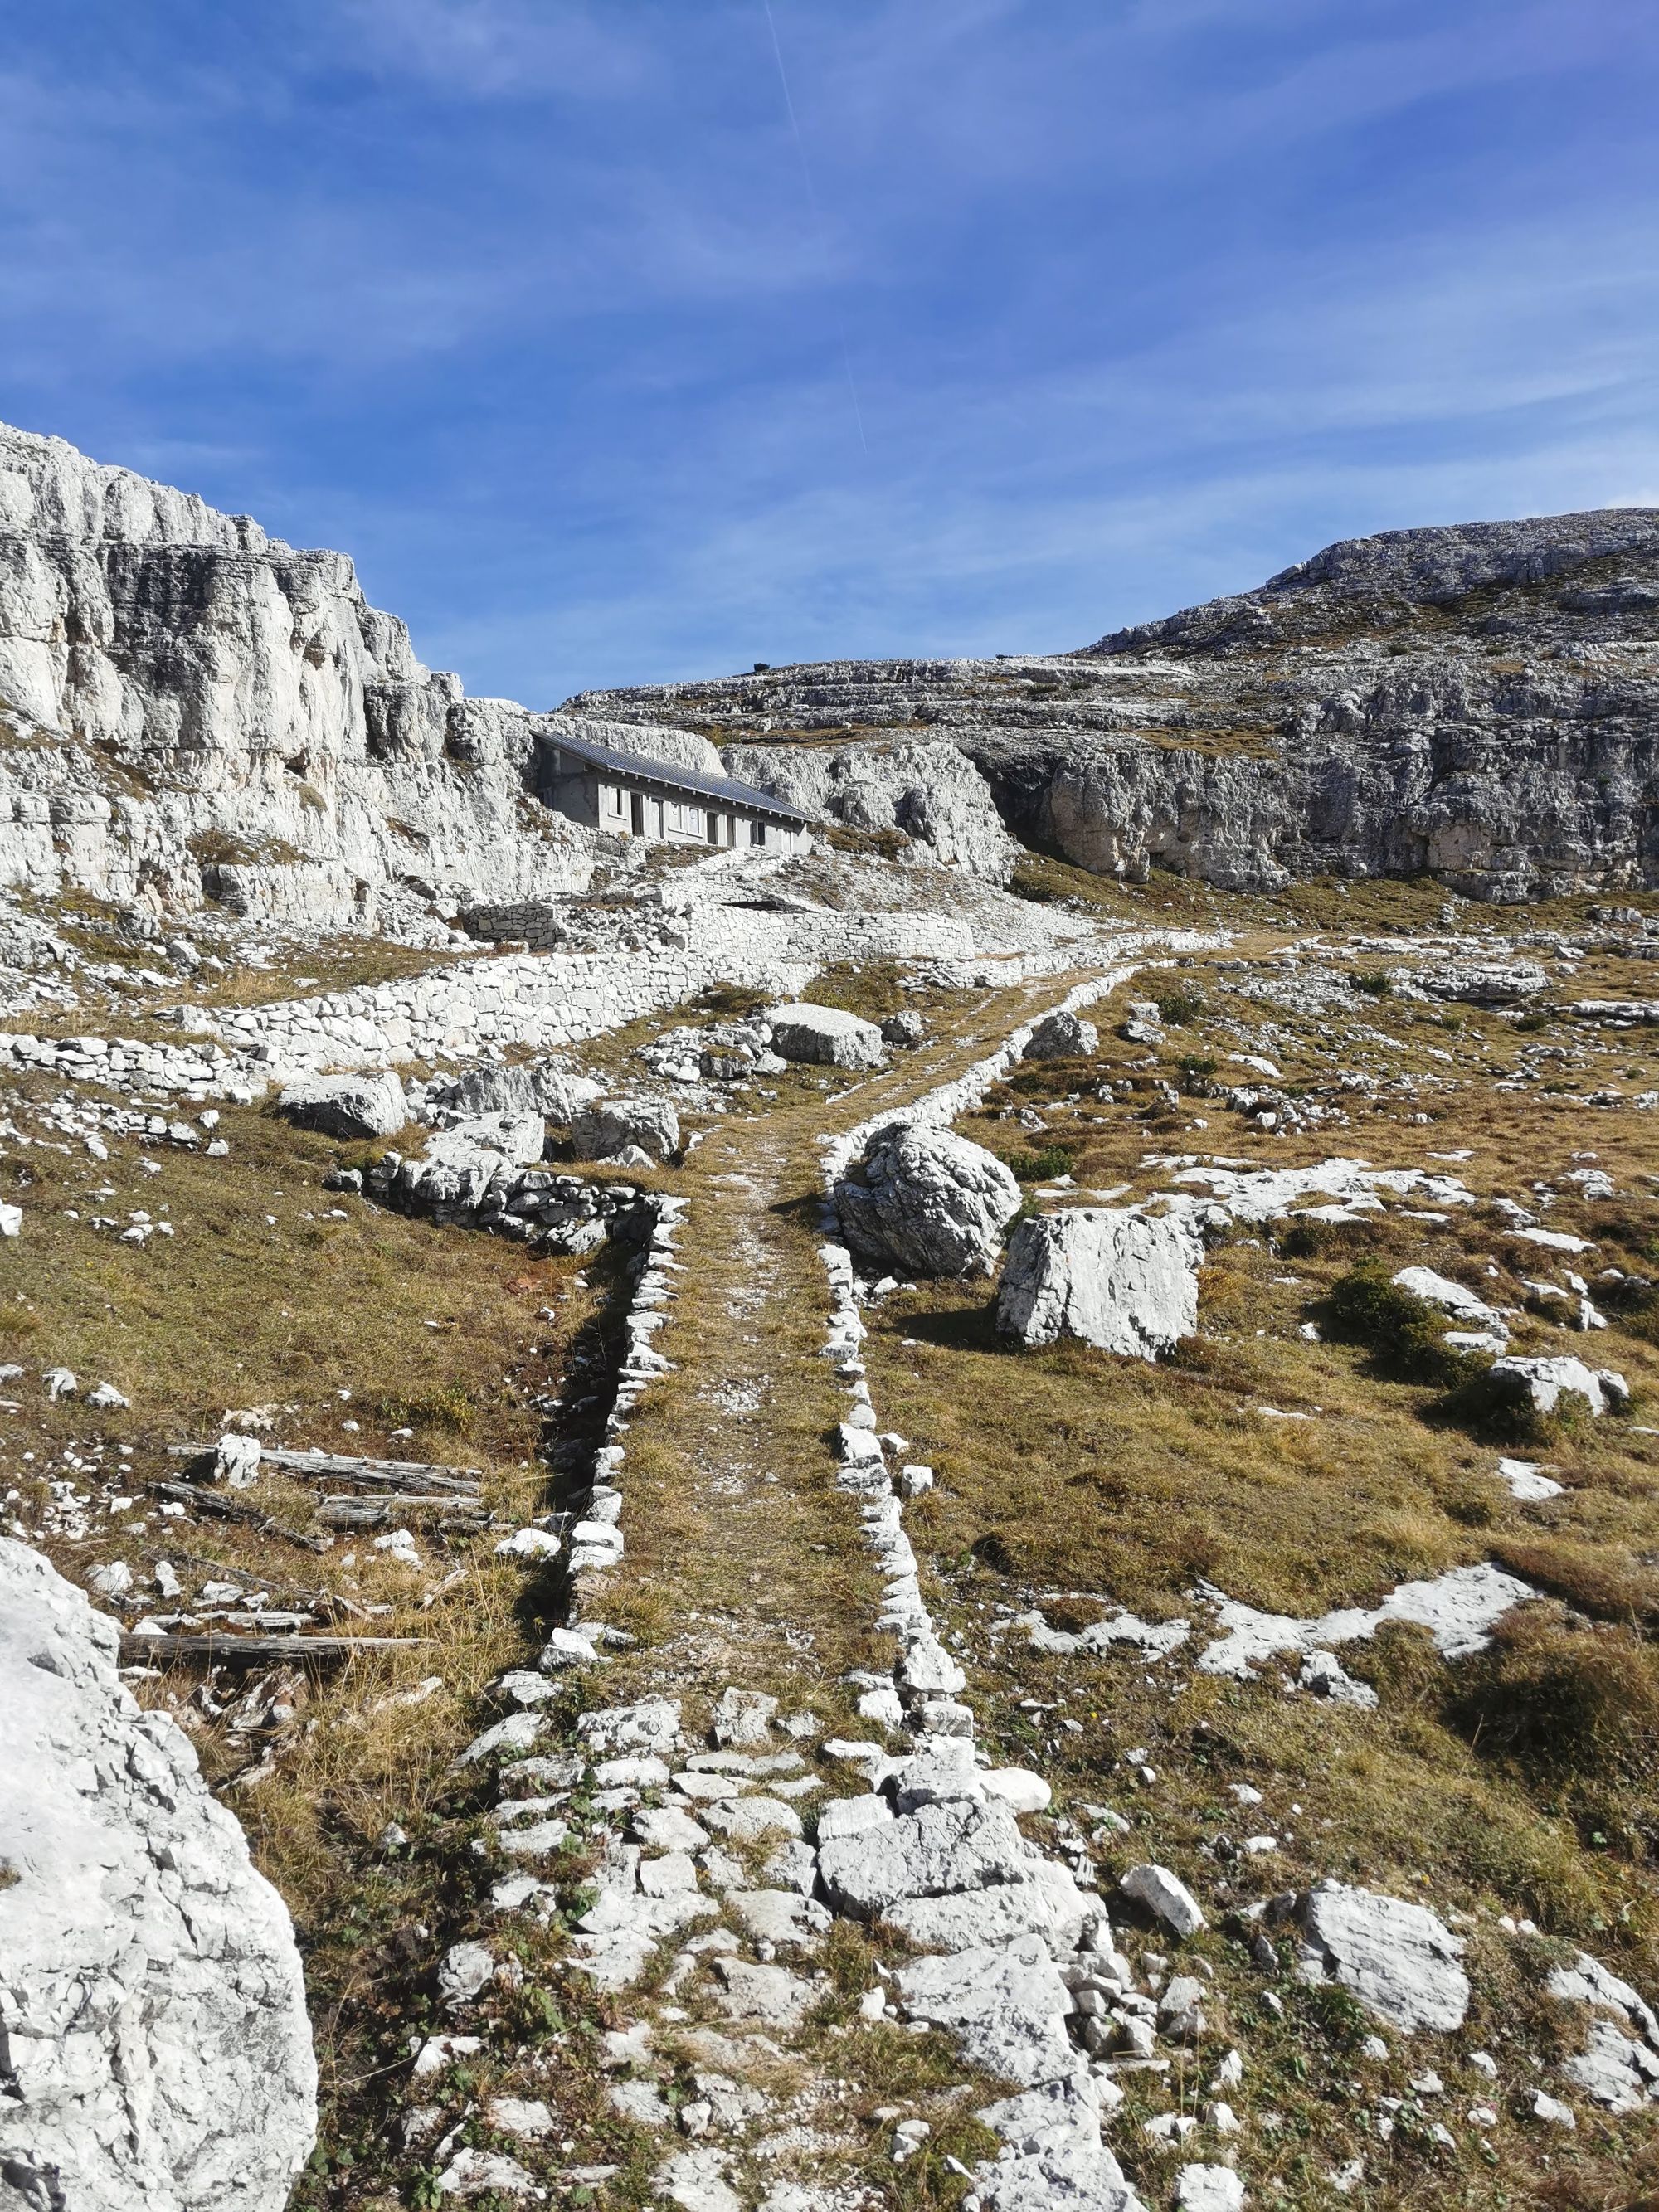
[1155,987,1205,1025]
[1348,969,1394,997]
[1000,1145,1075,1182]
[1326,1262,1472,1386]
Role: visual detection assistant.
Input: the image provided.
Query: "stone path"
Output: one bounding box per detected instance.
[437,979,1177,2210]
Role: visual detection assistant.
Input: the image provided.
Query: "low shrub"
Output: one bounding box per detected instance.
[375,1383,477,1435]
[1155,987,1205,1025]
[1349,969,1394,997]
[1447,1607,1659,1785]
[1000,1145,1076,1182]
[1278,1216,1385,1261]
[1326,1262,1472,1386]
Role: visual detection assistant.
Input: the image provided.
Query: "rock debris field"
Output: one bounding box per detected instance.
[0,425,1657,2212]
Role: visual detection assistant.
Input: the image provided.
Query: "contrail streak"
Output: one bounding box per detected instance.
[761,0,869,456]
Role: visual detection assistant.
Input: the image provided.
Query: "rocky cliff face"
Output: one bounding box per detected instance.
[0,423,591,930]
[2,417,1652,913]
[0,1539,316,2212]
[574,511,1659,900]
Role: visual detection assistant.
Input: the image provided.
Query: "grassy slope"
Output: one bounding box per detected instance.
[856,941,1659,2208]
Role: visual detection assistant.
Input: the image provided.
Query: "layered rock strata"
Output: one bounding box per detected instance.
[577,509,1659,901]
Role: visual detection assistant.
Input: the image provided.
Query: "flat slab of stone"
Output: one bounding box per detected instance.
[1296,1879,1470,2032]
[817,1798,1029,1918]
[710,1956,815,2027]
[896,1934,1076,2086]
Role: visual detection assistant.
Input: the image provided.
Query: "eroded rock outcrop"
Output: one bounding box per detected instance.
[0,1538,316,2211]
[0,421,591,926]
[573,509,1659,902]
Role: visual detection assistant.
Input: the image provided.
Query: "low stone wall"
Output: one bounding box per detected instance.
[163,902,1126,1080]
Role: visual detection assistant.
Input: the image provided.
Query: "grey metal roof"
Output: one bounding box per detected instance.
[538,727,815,825]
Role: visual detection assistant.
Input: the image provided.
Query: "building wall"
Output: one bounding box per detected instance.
[547,756,807,855]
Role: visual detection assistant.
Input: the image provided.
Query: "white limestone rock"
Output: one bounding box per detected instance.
[1174,2167,1246,2212]
[835,1121,1022,1279]
[710,1957,815,2026]
[1023,1009,1098,1062]
[997,1207,1202,1359]
[896,1934,1076,2087]
[1296,1879,1470,2032]
[276,1069,407,1140]
[722,736,1020,882]
[1119,1864,1206,1938]
[712,1685,777,1747]
[572,1097,679,1164]
[1546,1950,1659,2112]
[1563,2017,1659,2112]
[1391,1266,1507,1332]
[975,2074,1143,2212]
[1487,1354,1628,1417]
[766,1002,887,1071]
[0,1538,316,2212]
[818,1798,1029,1918]
[0,421,594,926]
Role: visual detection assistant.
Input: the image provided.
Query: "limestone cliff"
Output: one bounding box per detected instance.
[0,422,591,929]
[576,511,1659,900]
[3,415,1653,912]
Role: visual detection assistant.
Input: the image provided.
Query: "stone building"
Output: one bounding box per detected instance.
[536,727,814,854]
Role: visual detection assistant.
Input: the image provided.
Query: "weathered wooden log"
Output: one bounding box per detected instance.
[146,1482,332,1554]
[314,1494,491,1529]
[121,1633,434,1668]
[168,1445,483,1496]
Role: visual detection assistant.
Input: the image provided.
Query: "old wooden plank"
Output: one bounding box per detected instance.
[146,1482,333,1554]
[167,1445,483,1496]
[121,1633,433,1668]
[315,1495,491,1529]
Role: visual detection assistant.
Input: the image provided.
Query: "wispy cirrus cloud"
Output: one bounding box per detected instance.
[0,0,1652,702]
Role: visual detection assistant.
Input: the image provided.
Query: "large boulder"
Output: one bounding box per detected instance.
[572,1097,680,1164]
[276,1068,406,1140]
[0,1539,316,2210]
[1295,1879,1470,2033]
[996,1208,1202,1359]
[766,1003,886,1071]
[835,1122,1022,1278]
[1023,1009,1098,1062]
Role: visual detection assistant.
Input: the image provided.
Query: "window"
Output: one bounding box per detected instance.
[707,811,720,844]
[750,819,766,847]
[630,790,645,835]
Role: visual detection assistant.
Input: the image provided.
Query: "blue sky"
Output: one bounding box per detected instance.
[1,2,1656,704]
